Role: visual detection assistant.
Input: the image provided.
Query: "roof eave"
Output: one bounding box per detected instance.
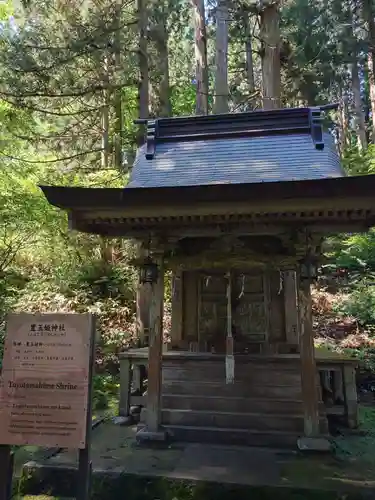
[40,175,375,213]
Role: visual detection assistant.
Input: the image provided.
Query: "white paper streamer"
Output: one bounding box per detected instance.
[225,271,234,384]
[226,355,235,384]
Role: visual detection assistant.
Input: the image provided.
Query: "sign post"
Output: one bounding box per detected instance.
[78,315,96,500]
[0,313,95,500]
[0,445,13,500]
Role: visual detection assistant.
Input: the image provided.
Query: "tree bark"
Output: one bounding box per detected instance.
[339,94,350,153]
[101,56,110,170]
[260,1,281,110]
[138,0,149,140]
[191,0,209,115]
[363,0,375,143]
[153,2,171,118]
[113,0,123,170]
[148,1,171,117]
[214,0,229,114]
[243,12,255,93]
[351,57,368,152]
[156,25,171,117]
[368,51,375,143]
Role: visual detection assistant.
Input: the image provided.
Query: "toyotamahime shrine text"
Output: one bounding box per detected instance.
[8,381,78,390]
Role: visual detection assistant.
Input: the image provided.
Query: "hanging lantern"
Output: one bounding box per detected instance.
[140,256,159,284]
[299,255,318,281]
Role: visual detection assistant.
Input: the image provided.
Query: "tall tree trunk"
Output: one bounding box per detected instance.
[363,0,375,143]
[339,94,350,153]
[260,2,281,110]
[214,0,229,113]
[101,56,110,169]
[156,24,171,117]
[191,0,208,115]
[137,0,149,144]
[148,2,171,117]
[243,13,255,93]
[152,2,171,118]
[352,57,368,152]
[113,1,123,169]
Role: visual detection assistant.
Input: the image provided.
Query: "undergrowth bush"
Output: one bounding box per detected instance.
[334,281,375,326]
[92,374,119,411]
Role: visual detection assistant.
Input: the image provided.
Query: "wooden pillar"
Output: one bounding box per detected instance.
[119,357,132,417]
[138,255,166,441]
[297,275,330,451]
[284,270,299,348]
[298,276,321,441]
[136,245,151,346]
[343,365,358,429]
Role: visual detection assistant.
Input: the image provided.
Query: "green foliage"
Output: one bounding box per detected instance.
[325,229,375,273]
[68,258,135,302]
[92,374,119,411]
[334,281,375,325]
[171,83,196,116]
[342,145,375,176]
[342,345,375,373]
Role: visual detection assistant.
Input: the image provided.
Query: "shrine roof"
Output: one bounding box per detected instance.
[40,106,375,236]
[127,106,344,189]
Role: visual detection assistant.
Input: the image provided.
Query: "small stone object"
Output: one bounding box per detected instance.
[130,405,141,415]
[112,415,133,426]
[136,427,167,442]
[297,437,332,452]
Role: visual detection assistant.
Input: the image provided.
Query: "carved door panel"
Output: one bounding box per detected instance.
[232,272,268,344]
[197,271,269,352]
[234,300,267,342]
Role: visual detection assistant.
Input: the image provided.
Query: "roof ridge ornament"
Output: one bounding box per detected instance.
[309,107,324,150]
[309,102,339,151]
[145,119,158,160]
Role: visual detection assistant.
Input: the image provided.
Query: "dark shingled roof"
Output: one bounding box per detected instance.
[127,106,345,189]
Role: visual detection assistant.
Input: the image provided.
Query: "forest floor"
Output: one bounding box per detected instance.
[17,410,375,499]
[312,288,375,397]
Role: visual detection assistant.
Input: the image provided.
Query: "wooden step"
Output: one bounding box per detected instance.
[162,394,305,414]
[164,424,300,448]
[161,409,307,432]
[163,359,301,374]
[162,380,303,399]
[163,365,302,385]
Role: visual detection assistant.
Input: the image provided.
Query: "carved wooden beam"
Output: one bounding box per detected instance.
[280,229,324,259]
[165,253,298,271]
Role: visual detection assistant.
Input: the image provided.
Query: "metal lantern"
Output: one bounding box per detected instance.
[299,255,318,281]
[140,256,159,284]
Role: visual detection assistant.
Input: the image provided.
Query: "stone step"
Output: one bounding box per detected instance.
[164,424,300,448]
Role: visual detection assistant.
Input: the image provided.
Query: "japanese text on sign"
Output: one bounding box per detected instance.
[0,313,93,449]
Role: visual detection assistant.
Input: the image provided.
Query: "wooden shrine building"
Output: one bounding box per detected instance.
[41,106,375,450]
